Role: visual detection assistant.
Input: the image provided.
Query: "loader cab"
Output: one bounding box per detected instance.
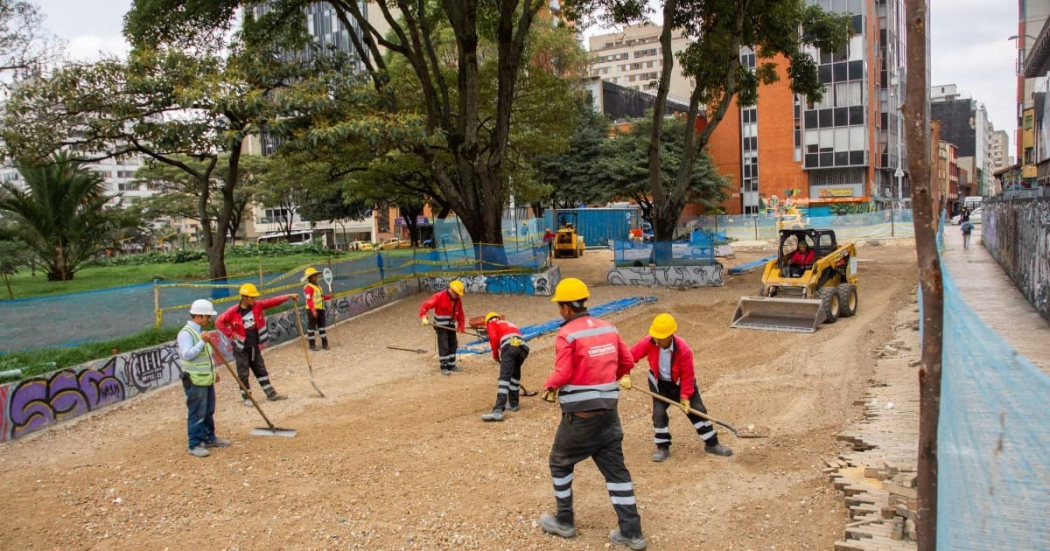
[778,229,837,277]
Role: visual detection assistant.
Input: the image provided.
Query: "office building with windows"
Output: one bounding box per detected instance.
[587,25,692,100]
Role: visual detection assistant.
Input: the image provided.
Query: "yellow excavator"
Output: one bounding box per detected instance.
[731,229,858,333]
[554,212,585,258]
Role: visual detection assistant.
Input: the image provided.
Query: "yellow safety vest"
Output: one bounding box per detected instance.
[306,282,326,310]
[179,324,216,386]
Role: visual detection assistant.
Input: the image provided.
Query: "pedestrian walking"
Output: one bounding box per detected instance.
[302,267,332,351]
[538,277,647,550]
[215,283,297,406]
[178,299,231,458]
[626,313,732,462]
[961,220,973,250]
[419,280,466,375]
[480,312,529,422]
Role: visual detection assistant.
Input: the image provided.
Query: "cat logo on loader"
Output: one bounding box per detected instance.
[731,229,858,333]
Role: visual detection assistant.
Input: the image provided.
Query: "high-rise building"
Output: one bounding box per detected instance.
[1016,0,1050,161]
[705,0,906,216]
[990,129,1012,172]
[930,86,993,195]
[587,25,691,101]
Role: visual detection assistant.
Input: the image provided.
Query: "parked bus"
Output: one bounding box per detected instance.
[258,230,314,245]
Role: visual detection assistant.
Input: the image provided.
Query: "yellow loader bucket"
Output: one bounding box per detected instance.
[730,296,826,333]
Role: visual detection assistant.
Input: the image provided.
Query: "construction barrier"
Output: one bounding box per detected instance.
[687,209,916,242]
[936,214,1050,548]
[0,242,550,354]
[980,197,1050,322]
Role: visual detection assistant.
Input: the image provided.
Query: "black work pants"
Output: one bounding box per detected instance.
[548,409,643,539]
[307,309,328,347]
[234,345,276,399]
[435,325,458,371]
[491,344,529,411]
[649,375,720,449]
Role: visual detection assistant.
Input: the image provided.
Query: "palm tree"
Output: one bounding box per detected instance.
[0,152,115,281]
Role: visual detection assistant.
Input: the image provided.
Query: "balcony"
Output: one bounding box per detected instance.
[1023,17,1050,78]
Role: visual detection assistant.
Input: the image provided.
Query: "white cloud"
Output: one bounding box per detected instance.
[65,34,130,62]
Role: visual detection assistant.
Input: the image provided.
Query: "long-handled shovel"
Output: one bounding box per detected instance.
[628,386,769,438]
[217,353,297,438]
[432,322,484,340]
[387,345,428,354]
[292,303,326,398]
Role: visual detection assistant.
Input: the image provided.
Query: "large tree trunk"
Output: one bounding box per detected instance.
[904,0,941,549]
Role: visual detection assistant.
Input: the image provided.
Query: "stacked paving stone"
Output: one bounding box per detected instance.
[826,304,920,550]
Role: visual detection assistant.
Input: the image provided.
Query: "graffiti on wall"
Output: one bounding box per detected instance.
[606,264,724,288]
[122,345,181,394]
[7,357,126,440]
[983,199,1050,321]
[0,386,8,443]
[419,266,561,297]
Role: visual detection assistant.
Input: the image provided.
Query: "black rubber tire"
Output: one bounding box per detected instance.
[837,283,858,318]
[819,287,840,324]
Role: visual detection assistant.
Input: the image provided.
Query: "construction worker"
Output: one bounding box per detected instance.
[302,267,332,351]
[215,283,297,405]
[178,299,230,458]
[480,312,529,422]
[626,313,733,463]
[538,277,647,550]
[543,228,556,263]
[419,280,466,375]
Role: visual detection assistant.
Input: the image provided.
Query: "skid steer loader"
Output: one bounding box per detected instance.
[730,229,858,333]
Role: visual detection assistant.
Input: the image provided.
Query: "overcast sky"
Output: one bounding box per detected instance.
[36,0,1020,143]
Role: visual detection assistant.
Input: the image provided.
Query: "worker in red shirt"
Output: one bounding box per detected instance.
[215,283,297,405]
[543,228,556,263]
[628,313,732,462]
[480,312,530,422]
[788,239,815,266]
[302,267,332,351]
[538,278,646,550]
[419,280,466,376]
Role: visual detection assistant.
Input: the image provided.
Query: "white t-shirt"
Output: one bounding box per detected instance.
[658,341,674,381]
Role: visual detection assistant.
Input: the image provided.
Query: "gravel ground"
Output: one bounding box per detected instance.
[0,243,918,550]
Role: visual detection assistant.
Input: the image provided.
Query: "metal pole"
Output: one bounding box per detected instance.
[153,279,162,328]
[753,216,758,240]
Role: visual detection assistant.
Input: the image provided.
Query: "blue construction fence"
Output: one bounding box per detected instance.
[610,237,716,267]
[0,243,549,354]
[687,209,915,242]
[935,213,1050,548]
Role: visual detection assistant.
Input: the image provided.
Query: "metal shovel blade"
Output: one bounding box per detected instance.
[251,427,298,438]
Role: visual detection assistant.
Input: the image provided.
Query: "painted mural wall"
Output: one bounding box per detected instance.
[982,198,1050,321]
[0,278,421,444]
[607,264,724,288]
[419,265,562,297]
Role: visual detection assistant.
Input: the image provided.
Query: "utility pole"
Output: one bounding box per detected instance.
[903,0,943,549]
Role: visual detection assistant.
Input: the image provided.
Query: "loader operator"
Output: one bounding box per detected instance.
[215,284,297,405]
[419,280,466,376]
[538,278,647,550]
[480,312,529,422]
[786,239,815,277]
[625,313,733,462]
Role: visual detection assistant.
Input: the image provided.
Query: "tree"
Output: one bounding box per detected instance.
[580,0,851,239]
[133,154,264,245]
[0,152,116,281]
[0,239,31,298]
[0,0,62,76]
[534,98,611,209]
[595,116,727,227]
[124,0,580,252]
[1,37,384,278]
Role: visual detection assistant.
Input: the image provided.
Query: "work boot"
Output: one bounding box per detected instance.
[705,444,733,457]
[322,342,330,351]
[204,438,231,448]
[481,410,504,422]
[651,447,670,462]
[449,365,462,372]
[309,344,318,352]
[440,369,451,376]
[538,514,577,539]
[507,405,520,412]
[241,394,253,407]
[609,529,648,550]
[188,446,210,458]
[266,391,288,402]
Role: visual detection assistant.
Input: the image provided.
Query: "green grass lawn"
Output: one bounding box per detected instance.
[3,253,351,300]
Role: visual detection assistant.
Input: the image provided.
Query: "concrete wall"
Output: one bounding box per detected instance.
[982,198,1050,321]
[606,264,724,288]
[0,277,418,444]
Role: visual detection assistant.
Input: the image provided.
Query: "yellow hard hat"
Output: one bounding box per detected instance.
[449,280,465,296]
[550,277,590,303]
[239,283,261,297]
[485,311,503,323]
[649,313,678,340]
[304,267,319,279]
